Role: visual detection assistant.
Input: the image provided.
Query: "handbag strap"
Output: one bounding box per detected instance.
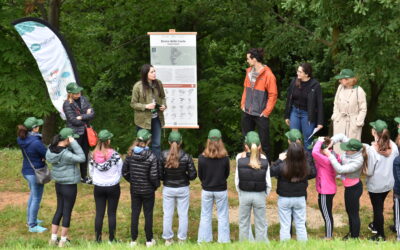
[21,148,36,171]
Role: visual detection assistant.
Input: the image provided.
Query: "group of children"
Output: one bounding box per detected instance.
[17,116,400,247]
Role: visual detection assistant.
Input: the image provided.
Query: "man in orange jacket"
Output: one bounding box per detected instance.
[241,48,278,160]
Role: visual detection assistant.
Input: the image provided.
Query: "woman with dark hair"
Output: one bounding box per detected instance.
[46,128,86,247]
[63,82,95,184]
[285,63,324,151]
[365,120,398,241]
[160,131,197,245]
[17,117,48,233]
[197,129,231,243]
[131,64,167,159]
[271,140,316,241]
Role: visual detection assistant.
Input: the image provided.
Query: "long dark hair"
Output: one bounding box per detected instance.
[49,134,63,151]
[282,142,308,182]
[17,125,28,139]
[247,48,264,63]
[295,62,313,87]
[140,64,162,99]
[202,139,228,159]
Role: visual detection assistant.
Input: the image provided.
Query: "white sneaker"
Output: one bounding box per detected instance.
[130,241,137,247]
[146,239,156,247]
[165,238,173,246]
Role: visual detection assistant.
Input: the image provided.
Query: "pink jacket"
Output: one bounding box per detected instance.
[312,141,338,194]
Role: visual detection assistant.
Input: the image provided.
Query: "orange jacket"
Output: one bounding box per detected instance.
[241,66,278,117]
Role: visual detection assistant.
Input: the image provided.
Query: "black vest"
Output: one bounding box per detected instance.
[238,156,268,192]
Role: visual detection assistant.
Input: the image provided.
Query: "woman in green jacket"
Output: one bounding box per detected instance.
[46,128,86,247]
[131,64,166,159]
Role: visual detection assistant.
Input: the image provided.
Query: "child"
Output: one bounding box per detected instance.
[160,131,197,245]
[197,129,230,243]
[122,129,160,247]
[311,137,339,239]
[235,131,271,242]
[88,129,123,243]
[322,134,367,239]
[271,136,316,241]
[366,120,398,241]
[46,128,86,247]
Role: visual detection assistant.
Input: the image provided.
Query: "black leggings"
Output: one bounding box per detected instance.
[52,183,77,228]
[241,112,270,160]
[76,130,89,179]
[344,181,363,238]
[130,191,155,242]
[369,191,389,236]
[94,184,121,242]
[318,194,335,238]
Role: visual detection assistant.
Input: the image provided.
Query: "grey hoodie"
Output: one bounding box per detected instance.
[46,140,86,184]
[328,134,364,180]
[366,140,399,193]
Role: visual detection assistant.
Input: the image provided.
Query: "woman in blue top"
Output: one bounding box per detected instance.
[17,117,48,233]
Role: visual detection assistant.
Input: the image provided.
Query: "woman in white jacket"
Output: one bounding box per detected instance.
[89,129,123,243]
[365,120,399,241]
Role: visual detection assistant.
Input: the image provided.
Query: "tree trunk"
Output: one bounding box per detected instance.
[40,0,62,143]
[361,79,383,142]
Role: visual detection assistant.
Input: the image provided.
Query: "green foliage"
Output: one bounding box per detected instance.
[0,0,399,158]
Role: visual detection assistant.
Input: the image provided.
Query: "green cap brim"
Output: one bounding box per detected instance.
[36,119,44,126]
[334,75,350,80]
[285,131,290,139]
[395,117,400,124]
[340,142,351,151]
[398,128,400,134]
[72,133,80,139]
[369,122,376,128]
[69,87,83,94]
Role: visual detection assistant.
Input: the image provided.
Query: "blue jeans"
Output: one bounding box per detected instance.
[289,106,315,151]
[136,117,161,159]
[23,174,44,227]
[198,190,230,243]
[278,196,307,241]
[162,186,190,240]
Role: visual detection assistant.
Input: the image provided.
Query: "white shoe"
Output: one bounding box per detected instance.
[165,238,174,246]
[146,239,156,247]
[130,241,137,247]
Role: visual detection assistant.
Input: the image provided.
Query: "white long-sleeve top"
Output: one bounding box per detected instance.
[235,152,272,196]
[89,149,123,187]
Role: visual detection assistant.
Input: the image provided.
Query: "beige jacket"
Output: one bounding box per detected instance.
[331,84,367,153]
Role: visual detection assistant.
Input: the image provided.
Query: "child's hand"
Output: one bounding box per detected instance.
[279,152,287,161]
[322,148,331,157]
[318,136,325,142]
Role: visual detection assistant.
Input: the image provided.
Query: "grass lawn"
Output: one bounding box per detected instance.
[0,148,399,249]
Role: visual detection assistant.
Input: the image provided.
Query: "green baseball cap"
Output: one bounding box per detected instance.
[334,69,355,80]
[394,117,400,124]
[98,129,113,142]
[23,117,43,130]
[340,138,363,151]
[285,129,303,142]
[307,137,328,150]
[66,82,83,94]
[59,127,79,140]
[208,129,222,141]
[245,131,260,146]
[137,129,151,141]
[369,119,387,133]
[168,131,182,143]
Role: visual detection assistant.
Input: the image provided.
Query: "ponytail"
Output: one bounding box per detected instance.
[94,140,111,159]
[17,125,28,139]
[166,142,180,168]
[248,143,261,169]
[376,129,391,152]
[361,145,369,175]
